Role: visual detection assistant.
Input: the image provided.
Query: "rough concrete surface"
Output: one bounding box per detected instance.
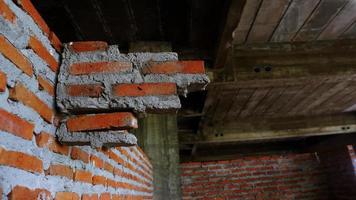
[56,45,184,114]
[57,123,137,148]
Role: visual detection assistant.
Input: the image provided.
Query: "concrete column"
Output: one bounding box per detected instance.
[135,114,182,200]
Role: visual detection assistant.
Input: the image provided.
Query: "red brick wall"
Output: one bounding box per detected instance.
[0,0,153,199]
[181,153,330,200]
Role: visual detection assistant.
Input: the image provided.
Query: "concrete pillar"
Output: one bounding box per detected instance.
[135,114,182,200]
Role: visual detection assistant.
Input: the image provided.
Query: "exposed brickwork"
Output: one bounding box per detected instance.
[14,0,50,35]
[181,153,330,200]
[0,0,15,23]
[69,41,108,53]
[74,170,92,184]
[36,132,69,155]
[66,84,104,97]
[82,194,99,200]
[0,147,43,174]
[9,83,53,123]
[92,175,107,186]
[8,185,51,200]
[28,35,59,72]
[143,60,205,74]
[0,35,33,76]
[46,164,73,179]
[55,192,80,200]
[38,75,55,96]
[71,147,90,163]
[69,61,132,75]
[113,83,177,97]
[0,108,34,140]
[0,0,153,198]
[66,112,138,132]
[0,70,6,92]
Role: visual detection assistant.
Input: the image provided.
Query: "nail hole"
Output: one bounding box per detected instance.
[254,67,261,73]
[265,66,272,72]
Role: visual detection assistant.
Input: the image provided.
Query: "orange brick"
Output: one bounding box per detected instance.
[9,185,51,200]
[14,0,50,35]
[92,175,107,186]
[0,147,42,173]
[71,147,89,163]
[9,83,53,123]
[28,36,58,72]
[69,41,108,53]
[38,76,55,96]
[0,0,15,23]
[106,179,116,188]
[82,194,98,200]
[113,83,176,97]
[0,71,6,92]
[0,108,34,140]
[99,193,110,200]
[55,192,80,200]
[35,132,69,155]
[66,112,137,132]
[0,35,33,76]
[107,150,124,165]
[104,162,114,173]
[90,155,104,169]
[49,31,62,53]
[143,61,205,74]
[69,61,132,75]
[45,164,73,179]
[73,170,92,184]
[113,167,123,176]
[66,84,103,97]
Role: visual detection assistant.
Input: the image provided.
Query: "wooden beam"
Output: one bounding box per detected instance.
[214,0,246,69]
[182,114,356,144]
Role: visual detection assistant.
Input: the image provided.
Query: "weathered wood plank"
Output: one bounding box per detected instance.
[289,82,335,116]
[240,88,270,118]
[247,0,291,42]
[264,85,302,116]
[299,81,350,115]
[253,87,285,116]
[233,0,263,44]
[318,0,356,40]
[313,81,356,114]
[294,0,349,41]
[271,0,320,42]
[225,88,254,121]
[340,21,356,39]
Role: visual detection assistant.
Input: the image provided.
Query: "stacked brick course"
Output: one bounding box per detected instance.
[0,0,154,199]
[181,153,330,200]
[56,41,209,147]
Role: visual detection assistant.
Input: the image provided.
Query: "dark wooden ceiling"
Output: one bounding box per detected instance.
[33,0,229,62]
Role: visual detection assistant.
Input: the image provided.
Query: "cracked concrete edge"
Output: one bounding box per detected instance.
[56,123,137,148]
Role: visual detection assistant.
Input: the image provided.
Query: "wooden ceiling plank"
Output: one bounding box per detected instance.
[239,87,270,118]
[253,87,285,116]
[340,21,356,39]
[247,0,291,43]
[264,86,300,117]
[225,88,255,121]
[288,82,334,116]
[232,0,263,44]
[271,0,321,42]
[337,86,356,112]
[314,81,356,114]
[318,0,356,40]
[298,81,350,115]
[293,0,349,42]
